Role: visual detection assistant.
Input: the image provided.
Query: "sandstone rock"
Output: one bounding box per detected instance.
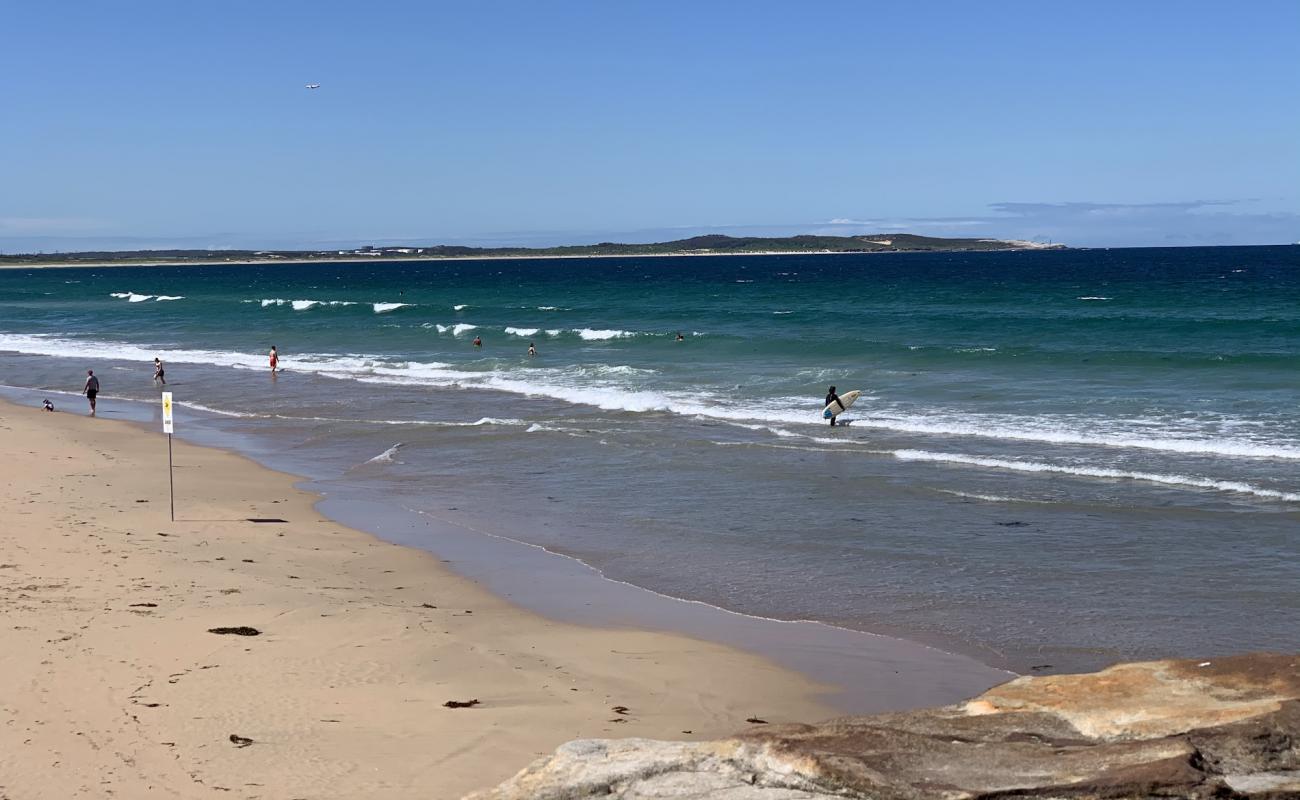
[468,653,1299,799]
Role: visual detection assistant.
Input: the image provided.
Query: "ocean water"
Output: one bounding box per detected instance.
[1,246,1296,674]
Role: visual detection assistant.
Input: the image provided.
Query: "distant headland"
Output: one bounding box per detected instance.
[0,233,1066,268]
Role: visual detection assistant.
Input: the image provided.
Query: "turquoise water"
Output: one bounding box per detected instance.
[1,246,1297,672]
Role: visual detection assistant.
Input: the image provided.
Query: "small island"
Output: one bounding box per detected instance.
[0,233,1065,268]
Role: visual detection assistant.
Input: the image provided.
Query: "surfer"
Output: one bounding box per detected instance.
[825,386,843,427]
[269,345,279,374]
[153,357,166,385]
[675,332,685,342]
[83,369,100,416]
[473,335,482,348]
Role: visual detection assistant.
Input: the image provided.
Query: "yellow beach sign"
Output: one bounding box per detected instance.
[162,392,174,433]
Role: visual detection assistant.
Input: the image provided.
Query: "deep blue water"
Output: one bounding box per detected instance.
[1,246,1296,672]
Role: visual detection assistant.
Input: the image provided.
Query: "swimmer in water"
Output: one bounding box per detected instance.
[473,335,482,348]
[528,342,537,357]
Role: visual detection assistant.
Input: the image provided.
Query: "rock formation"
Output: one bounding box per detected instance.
[469,653,1299,799]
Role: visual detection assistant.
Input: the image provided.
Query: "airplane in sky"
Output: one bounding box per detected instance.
[305,83,320,90]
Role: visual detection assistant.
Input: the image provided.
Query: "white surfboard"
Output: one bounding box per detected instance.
[822,389,861,419]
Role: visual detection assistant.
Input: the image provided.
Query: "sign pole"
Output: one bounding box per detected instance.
[161,392,175,521]
[168,433,174,521]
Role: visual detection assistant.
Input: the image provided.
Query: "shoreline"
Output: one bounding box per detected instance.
[0,246,1060,271]
[0,383,1014,707]
[0,397,1005,798]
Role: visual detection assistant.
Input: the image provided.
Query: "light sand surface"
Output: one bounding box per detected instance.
[0,401,837,799]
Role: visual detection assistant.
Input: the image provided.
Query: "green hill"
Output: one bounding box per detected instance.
[0,234,1063,266]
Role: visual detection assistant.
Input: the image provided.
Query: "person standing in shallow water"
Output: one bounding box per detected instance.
[824,385,843,427]
[153,358,166,385]
[528,342,537,357]
[269,345,279,374]
[83,369,100,416]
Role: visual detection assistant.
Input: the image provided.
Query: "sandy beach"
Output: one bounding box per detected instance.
[0,399,840,798]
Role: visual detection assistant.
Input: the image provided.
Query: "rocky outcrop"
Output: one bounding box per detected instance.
[469,653,1300,799]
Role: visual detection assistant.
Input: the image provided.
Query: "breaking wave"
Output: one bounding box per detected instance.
[249,298,359,310]
[110,292,184,303]
[575,328,638,341]
[1,333,1295,466]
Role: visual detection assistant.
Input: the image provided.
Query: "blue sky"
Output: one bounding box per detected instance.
[3,0,1298,251]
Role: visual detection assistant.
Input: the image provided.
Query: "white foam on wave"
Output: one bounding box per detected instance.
[175,401,259,418]
[366,443,403,463]
[255,298,358,310]
[430,324,479,335]
[293,299,359,310]
[110,292,185,302]
[0,333,269,372]
[848,412,1300,461]
[1077,296,1112,301]
[894,450,1300,502]
[372,302,413,313]
[5,332,1294,465]
[578,364,656,377]
[504,327,540,337]
[574,328,636,341]
[934,489,1054,504]
[467,417,525,426]
[453,304,469,311]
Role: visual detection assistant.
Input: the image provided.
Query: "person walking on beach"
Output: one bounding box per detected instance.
[269,345,279,374]
[824,385,843,427]
[528,342,537,358]
[153,357,166,385]
[83,369,100,416]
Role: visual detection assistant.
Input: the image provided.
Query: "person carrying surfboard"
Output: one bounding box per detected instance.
[824,386,844,427]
